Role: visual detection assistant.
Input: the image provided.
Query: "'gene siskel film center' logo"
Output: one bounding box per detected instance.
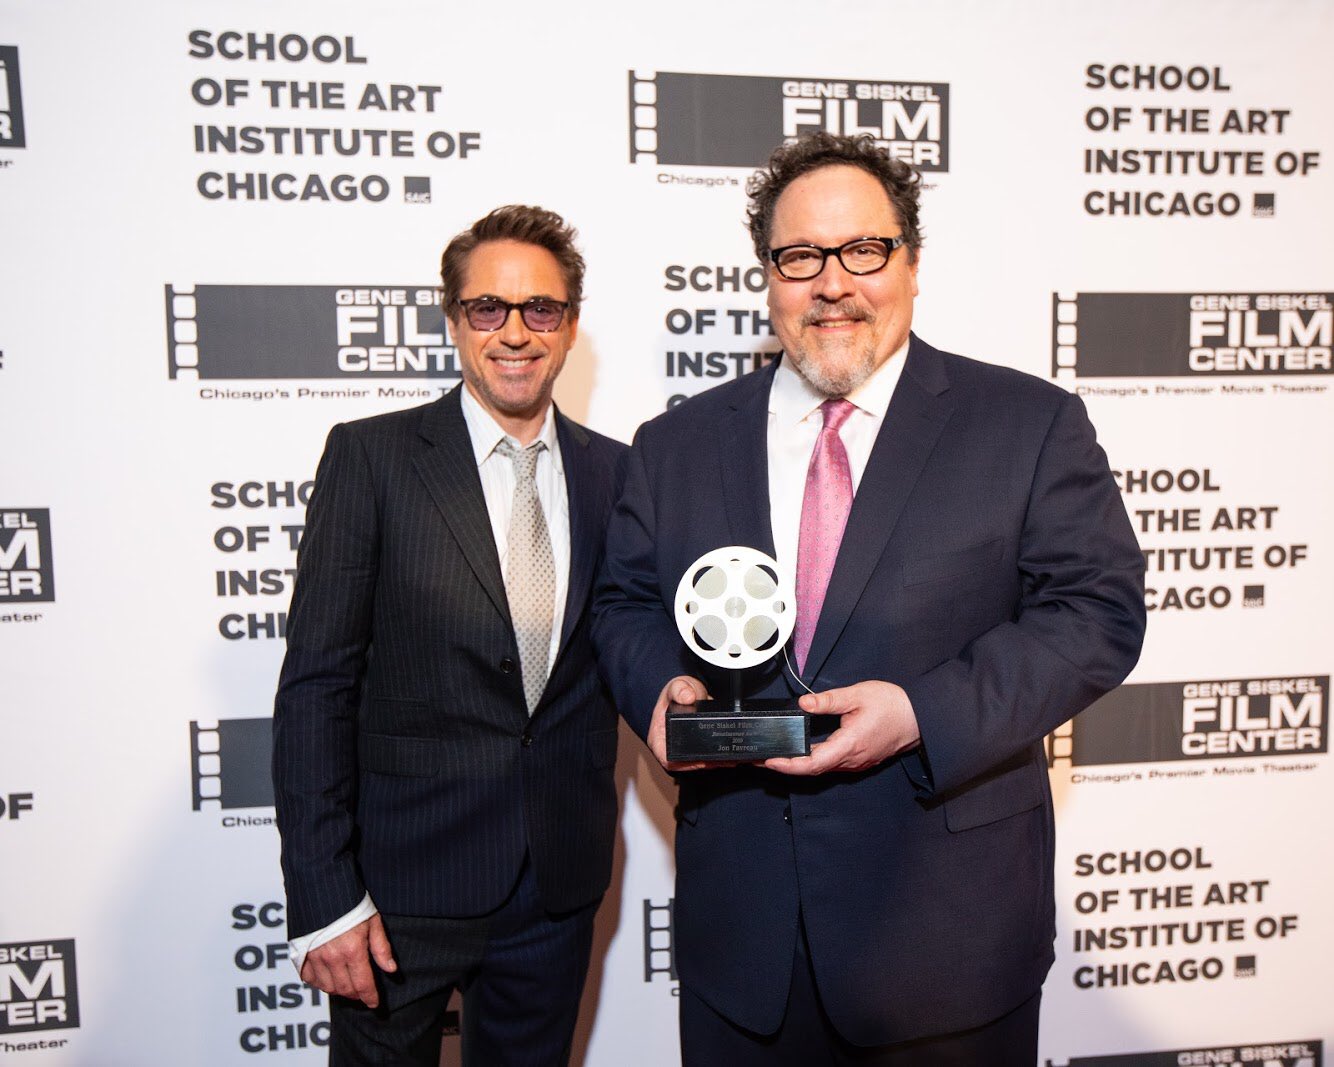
[165,285,457,380]
[629,71,949,171]
[1052,292,1332,378]
[0,940,79,1036]
[0,46,26,149]
[1045,1039,1322,1067]
[191,719,274,812]
[0,509,54,603]
[1048,676,1327,768]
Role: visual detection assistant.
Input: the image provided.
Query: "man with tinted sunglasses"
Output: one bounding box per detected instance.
[274,205,626,1065]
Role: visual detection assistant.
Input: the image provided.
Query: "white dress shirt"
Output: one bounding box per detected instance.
[767,340,909,577]
[289,386,571,974]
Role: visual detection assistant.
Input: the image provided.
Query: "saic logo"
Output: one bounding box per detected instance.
[629,71,948,171]
[0,940,79,1035]
[0,47,26,149]
[1045,1039,1320,1067]
[404,176,431,204]
[190,719,275,811]
[1049,676,1327,768]
[1052,293,1332,378]
[0,792,34,820]
[165,284,458,380]
[0,509,54,603]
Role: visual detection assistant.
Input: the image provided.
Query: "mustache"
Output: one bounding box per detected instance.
[801,301,873,327]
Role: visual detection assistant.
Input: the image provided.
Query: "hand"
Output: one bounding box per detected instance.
[646,675,722,772]
[764,680,920,777]
[300,914,397,1008]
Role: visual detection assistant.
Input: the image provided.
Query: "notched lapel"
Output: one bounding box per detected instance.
[552,412,594,660]
[804,341,954,679]
[718,370,777,558]
[411,390,511,627]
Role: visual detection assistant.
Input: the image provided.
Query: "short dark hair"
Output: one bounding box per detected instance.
[745,133,924,265]
[440,205,585,322]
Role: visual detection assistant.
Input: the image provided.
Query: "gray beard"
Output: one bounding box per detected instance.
[786,338,878,398]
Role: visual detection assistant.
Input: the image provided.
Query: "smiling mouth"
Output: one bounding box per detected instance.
[803,301,871,330]
[492,354,542,368]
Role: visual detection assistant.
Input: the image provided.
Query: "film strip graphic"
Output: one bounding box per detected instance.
[627,71,949,170]
[190,719,275,810]
[166,285,202,380]
[642,899,677,982]
[1046,719,1075,768]
[0,46,26,149]
[1048,677,1328,768]
[1046,1039,1321,1067]
[628,71,659,164]
[164,284,457,380]
[1051,292,1334,379]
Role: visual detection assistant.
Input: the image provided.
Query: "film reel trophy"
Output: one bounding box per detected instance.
[666,546,810,761]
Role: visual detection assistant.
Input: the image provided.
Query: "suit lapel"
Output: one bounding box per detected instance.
[411,387,511,628]
[553,410,595,658]
[803,337,954,679]
[719,363,779,557]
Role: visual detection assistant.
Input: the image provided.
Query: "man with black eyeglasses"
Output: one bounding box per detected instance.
[594,134,1145,1064]
[274,205,626,1066]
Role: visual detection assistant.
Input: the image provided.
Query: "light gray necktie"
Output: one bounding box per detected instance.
[496,439,555,714]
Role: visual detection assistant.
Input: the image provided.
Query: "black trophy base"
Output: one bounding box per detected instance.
[666,698,810,762]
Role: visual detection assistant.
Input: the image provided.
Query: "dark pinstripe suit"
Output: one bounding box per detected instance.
[273,386,626,1043]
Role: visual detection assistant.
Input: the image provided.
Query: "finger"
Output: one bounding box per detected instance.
[367,916,397,973]
[346,955,380,1009]
[303,957,335,995]
[664,759,739,772]
[670,681,702,705]
[798,686,860,716]
[763,755,814,775]
[765,734,851,776]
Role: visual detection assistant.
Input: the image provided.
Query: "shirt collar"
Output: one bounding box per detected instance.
[458,383,559,466]
[769,336,910,426]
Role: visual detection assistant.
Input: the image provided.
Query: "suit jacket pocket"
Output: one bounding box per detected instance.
[588,728,618,769]
[904,537,1003,587]
[360,733,440,778]
[942,752,1044,832]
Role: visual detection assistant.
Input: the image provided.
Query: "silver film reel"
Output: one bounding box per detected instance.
[673,546,796,670]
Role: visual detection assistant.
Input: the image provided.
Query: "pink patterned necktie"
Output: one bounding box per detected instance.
[794,398,856,672]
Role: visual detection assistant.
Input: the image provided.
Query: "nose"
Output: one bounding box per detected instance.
[497,305,531,347]
[811,254,857,301]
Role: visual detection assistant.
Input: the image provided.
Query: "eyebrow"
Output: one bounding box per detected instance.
[462,292,566,301]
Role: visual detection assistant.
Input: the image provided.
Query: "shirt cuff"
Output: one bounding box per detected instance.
[289,893,378,976]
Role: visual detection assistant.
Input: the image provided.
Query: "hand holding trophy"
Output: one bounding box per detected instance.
[666,546,810,762]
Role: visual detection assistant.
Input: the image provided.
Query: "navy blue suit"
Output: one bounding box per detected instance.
[274,385,626,954]
[592,336,1145,1046]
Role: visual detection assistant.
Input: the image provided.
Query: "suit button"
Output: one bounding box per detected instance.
[499,657,516,674]
[782,805,792,824]
[521,732,534,747]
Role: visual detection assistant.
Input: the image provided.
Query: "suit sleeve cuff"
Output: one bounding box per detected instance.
[288,892,377,976]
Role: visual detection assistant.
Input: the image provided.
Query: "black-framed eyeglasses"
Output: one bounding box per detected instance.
[454,297,570,332]
[768,236,907,280]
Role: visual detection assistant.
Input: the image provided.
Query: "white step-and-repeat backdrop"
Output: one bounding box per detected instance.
[2,1,1330,1063]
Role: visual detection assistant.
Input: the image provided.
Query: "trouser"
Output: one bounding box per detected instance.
[329,860,598,1067]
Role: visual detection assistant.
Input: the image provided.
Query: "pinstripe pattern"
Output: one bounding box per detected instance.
[329,864,597,1067]
[274,386,627,939]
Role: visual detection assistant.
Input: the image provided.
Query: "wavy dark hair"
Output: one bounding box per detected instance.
[746,133,924,265]
[440,204,585,321]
